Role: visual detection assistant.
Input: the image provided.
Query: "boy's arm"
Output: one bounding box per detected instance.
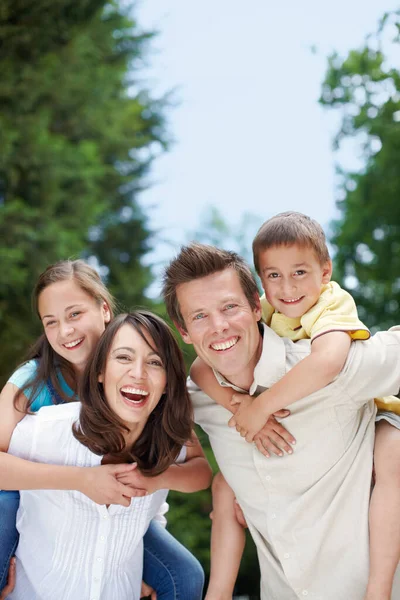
[229,331,351,441]
[190,356,235,411]
[190,357,296,456]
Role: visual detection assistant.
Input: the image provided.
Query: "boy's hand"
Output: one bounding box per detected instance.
[228,395,270,441]
[254,412,295,457]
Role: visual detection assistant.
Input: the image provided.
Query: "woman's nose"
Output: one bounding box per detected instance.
[129,361,147,380]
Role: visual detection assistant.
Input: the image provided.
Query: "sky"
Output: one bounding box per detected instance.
[134,1,399,295]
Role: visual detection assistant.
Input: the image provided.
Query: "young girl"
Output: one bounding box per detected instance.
[6,310,212,599]
[0,260,208,599]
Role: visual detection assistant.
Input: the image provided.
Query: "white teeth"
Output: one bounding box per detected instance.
[211,337,239,351]
[64,338,83,348]
[282,297,302,303]
[120,387,148,396]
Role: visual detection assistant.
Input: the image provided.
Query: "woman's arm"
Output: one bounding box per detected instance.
[117,431,213,494]
[0,383,141,506]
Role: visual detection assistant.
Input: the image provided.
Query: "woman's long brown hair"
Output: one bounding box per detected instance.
[14,259,115,412]
[73,311,193,477]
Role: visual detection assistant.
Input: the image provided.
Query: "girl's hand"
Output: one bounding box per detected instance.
[0,557,16,599]
[141,581,157,599]
[78,463,146,506]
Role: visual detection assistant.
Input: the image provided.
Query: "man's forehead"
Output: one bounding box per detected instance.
[176,268,247,311]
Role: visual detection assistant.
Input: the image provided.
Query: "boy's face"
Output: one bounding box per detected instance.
[258,244,332,318]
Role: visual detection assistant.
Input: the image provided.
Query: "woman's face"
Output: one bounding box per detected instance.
[99,323,167,444]
[38,279,111,373]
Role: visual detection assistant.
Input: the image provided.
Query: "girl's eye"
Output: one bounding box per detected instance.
[44,320,56,327]
[70,311,81,318]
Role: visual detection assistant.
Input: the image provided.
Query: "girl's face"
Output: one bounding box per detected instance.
[99,323,167,445]
[38,279,111,373]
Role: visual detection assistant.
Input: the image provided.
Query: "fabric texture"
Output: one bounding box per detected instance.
[7,402,186,600]
[191,325,400,600]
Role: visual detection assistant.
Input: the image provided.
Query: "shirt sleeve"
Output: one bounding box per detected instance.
[301,282,370,341]
[7,413,37,460]
[8,360,38,397]
[335,327,400,407]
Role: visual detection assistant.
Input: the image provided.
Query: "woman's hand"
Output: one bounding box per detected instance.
[78,463,147,506]
[0,557,16,599]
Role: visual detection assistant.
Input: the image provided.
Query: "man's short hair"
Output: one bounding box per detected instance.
[252,211,330,274]
[162,243,259,331]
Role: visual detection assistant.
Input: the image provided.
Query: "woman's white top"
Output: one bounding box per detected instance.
[8,402,186,600]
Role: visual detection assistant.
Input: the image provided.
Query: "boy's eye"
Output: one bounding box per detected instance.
[268,272,279,279]
[294,270,306,276]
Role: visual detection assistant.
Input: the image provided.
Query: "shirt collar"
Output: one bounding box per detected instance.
[213,323,287,394]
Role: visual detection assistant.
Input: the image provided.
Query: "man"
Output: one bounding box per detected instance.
[162,243,400,600]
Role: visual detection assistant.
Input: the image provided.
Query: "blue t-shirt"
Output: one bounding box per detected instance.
[8,360,74,411]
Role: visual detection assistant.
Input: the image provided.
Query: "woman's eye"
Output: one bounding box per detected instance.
[117,355,130,361]
[149,359,163,368]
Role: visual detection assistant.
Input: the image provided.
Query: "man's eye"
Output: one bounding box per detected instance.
[224,304,236,310]
[193,313,205,321]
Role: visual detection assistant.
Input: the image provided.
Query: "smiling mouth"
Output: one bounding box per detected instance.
[120,387,149,404]
[210,336,239,351]
[63,337,84,349]
[280,297,304,304]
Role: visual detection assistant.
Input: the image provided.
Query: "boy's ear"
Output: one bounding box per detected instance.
[174,321,192,344]
[322,260,333,284]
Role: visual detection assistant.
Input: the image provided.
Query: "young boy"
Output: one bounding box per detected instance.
[191,212,400,600]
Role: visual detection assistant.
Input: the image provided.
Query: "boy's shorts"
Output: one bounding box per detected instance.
[376,410,400,430]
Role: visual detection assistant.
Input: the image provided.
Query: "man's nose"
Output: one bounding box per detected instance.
[210,312,229,334]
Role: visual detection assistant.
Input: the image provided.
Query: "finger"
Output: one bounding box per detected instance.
[109,463,137,476]
[272,409,290,418]
[228,416,237,428]
[265,431,294,455]
[130,488,147,498]
[271,423,296,449]
[254,437,270,457]
[256,434,284,457]
[239,429,247,438]
[245,432,255,443]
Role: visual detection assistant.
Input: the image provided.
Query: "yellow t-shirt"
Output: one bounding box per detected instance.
[260,281,399,414]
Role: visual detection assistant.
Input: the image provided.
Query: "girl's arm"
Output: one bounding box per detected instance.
[0,383,141,506]
[229,331,352,441]
[117,431,213,494]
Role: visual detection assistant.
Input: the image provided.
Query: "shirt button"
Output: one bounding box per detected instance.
[97,557,102,563]
[265,475,271,481]
[100,535,105,541]
[103,514,108,520]
[271,513,277,519]
[284,553,290,559]
[302,591,308,596]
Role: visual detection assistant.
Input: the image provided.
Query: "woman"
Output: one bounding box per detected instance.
[0,260,209,599]
[6,310,211,599]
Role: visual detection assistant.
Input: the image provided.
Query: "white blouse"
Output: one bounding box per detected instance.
[8,402,185,600]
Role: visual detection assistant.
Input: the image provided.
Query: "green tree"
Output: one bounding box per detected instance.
[0,0,167,380]
[320,10,400,330]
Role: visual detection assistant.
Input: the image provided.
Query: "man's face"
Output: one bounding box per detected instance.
[176,268,263,389]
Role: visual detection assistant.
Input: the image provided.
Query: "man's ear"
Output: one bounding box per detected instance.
[322,260,333,284]
[253,293,262,321]
[174,322,192,344]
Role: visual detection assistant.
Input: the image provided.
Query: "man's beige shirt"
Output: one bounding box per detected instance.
[190,324,400,600]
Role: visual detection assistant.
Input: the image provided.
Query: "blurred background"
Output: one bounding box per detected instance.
[1,1,400,596]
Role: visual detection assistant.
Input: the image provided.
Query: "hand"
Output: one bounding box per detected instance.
[141,581,157,599]
[117,467,158,495]
[228,395,270,442]
[0,557,16,599]
[78,463,147,506]
[230,392,252,409]
[253,411,296,458]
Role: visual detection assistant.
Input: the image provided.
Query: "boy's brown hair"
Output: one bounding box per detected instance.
[252,211,330,274]
[162,242,259,331]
